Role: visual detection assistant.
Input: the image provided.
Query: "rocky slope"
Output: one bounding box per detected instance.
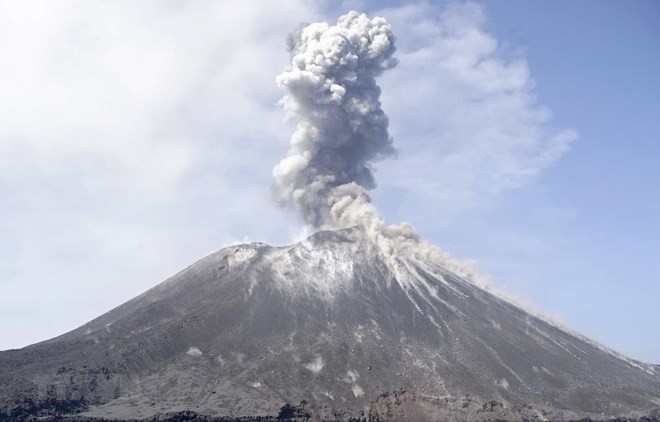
[1,227,659,421]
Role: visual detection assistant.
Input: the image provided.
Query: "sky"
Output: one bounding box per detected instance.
[1,1,658,362]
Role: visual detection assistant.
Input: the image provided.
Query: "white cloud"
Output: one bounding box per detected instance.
[373,2,577,226]
[0,0,319,349]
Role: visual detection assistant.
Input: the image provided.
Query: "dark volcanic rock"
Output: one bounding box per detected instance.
[1,227,659,421]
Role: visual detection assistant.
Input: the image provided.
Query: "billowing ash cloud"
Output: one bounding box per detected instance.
[274,11,397,229]
[274,11,483,283]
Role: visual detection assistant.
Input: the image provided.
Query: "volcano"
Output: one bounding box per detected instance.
[1,227,659,421]
[3,11,660,421]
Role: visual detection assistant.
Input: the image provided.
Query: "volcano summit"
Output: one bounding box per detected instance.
[1,11,659,422]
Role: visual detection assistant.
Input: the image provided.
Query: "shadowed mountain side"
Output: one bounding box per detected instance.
[1,227,659,421]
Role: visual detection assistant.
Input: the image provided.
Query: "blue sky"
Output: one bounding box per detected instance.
[427,1,657,360]
[477,0,660,362]
[1,1,658,362]
[444,0,660,362]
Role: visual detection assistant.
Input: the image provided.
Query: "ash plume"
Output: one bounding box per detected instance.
[274,11,397,229]
[274,11,482,282]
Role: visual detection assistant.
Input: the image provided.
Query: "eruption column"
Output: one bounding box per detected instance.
[274,12,481,282]
[274,11,397,230]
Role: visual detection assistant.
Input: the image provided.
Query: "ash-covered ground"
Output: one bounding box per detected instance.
[1,227,659,421]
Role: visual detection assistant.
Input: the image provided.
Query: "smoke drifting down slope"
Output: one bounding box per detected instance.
[273,11,480,282]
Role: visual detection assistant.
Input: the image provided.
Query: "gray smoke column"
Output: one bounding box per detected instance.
[274,11,483,283]
[274,11,397,230]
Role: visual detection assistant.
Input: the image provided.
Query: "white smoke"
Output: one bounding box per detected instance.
[273,11,482,283]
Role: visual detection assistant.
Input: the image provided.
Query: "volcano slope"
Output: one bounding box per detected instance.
[1,227,659,421]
